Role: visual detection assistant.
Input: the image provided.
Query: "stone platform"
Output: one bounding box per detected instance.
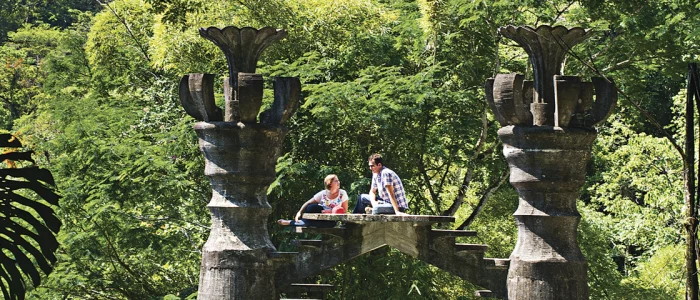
[302,213,455,224]
[273,213,507,299]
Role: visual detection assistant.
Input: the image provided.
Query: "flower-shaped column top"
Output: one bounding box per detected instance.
[500,25,590,104]
[486,25,616,129]
[179,26,300,125]
[199,26,287,77]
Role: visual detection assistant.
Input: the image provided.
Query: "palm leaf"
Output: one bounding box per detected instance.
[0,134,61,300]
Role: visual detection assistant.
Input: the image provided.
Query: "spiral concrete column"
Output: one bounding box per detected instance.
[194,123,286,299]
[178,26,301,299]
[499,126,595,299]
[486,25,617,299]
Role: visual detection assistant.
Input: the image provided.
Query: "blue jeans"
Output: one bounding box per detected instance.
[287,203,336,228]
[353,194,407,214]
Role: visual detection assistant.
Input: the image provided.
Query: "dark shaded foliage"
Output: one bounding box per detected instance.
[0,0,102,42]
[0,134,60,300]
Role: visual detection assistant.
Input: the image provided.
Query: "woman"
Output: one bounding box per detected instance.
[277,174,348,227]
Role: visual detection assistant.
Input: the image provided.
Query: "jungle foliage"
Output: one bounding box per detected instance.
[0,0,699,299]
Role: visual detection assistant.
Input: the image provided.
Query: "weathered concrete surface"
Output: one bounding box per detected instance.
[195,122,287,300]
[198,26,287,76]
[499,126,596,300]
[179,74,223,122]
[499,25,590,124]
[274,217,508,299]
[237,73,264,123]
[260,77,302,125]
[197,26,287,124]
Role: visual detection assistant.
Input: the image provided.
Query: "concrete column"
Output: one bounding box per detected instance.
[195,123,285,299]
[499,126,595,299]
[487,25,617,299]
[179,26,299,299]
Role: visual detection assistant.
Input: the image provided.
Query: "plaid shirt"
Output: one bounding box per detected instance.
[371,167,408,209]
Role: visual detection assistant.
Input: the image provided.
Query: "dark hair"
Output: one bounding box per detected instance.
[368,153,383,166]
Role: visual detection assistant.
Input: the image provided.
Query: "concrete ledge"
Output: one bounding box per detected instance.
[293,227,346,236]
[475,290,494,298]
[302,213,455,224]
[483,258,510,268]
[292,239,323,248]
[455,243,489,252]
[430,229,478,238]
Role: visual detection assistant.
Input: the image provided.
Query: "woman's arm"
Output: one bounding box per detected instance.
[341,190,349,211]
[295,198,319,222]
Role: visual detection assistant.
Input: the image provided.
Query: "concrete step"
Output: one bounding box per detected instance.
[280,283,334,300]
[454,243,488,252]
[293,227,346,237]
[475,289,494,298]
[483,258,510,270]
[292,239,323,248]
[454,244,488,261]
[281,283,334,292]
[268,251,298,264]
[430,229,478,238]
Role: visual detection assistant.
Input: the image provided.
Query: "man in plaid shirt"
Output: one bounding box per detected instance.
[353,153,408,214]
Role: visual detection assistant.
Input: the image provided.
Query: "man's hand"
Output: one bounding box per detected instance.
[395,211,408,216]
[369,187,379,207]
[294,211,302,222]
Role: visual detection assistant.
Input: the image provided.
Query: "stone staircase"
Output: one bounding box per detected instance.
[270,215,508,299]
[279,283,335,300]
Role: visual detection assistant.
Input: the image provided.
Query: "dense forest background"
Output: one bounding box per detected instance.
[1,0,699,299]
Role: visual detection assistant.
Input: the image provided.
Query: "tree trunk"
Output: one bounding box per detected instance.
[685,62,698,300]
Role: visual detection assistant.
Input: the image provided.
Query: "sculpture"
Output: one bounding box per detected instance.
[486,25,617,299]
[178,26,300,299]
[175,22,616,299]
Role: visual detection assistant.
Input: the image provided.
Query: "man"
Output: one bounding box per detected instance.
[353,153,409,215]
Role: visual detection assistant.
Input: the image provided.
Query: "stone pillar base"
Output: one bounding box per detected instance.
[194,122,286,300]
[499,125,595,300]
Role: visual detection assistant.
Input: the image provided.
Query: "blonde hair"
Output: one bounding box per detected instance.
[324,174,338,190]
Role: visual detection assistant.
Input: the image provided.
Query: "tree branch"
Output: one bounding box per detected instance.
[417,157,439,215]
[442,164,474,216]
[589,30,620,62]
[417,99,440,214]
[552,0,576,23]
[84,216,160,296]
[441,109,489,216]
[456,168,510,230]
[94,0,151,63]
[435,148,456,197]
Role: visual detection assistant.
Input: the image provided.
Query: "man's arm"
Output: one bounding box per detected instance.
[385,185,404,214]
[368,187,379,207]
